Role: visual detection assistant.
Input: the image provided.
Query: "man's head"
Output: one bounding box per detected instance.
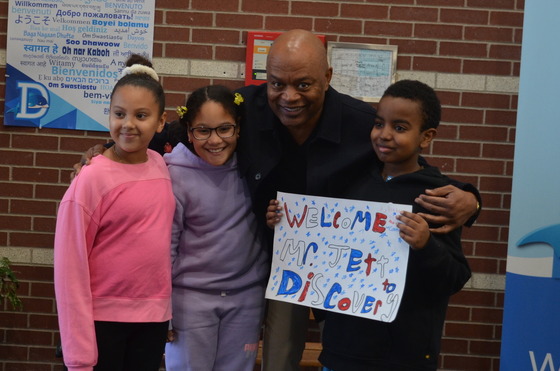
[266,29,333,144]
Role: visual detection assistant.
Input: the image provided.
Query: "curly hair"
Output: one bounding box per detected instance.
[382,80,441,130]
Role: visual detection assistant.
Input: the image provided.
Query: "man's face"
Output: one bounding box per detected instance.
[266,52,332,135]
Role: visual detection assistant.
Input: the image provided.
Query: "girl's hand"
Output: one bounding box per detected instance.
[266,199,283,229]
[396,211,430,250]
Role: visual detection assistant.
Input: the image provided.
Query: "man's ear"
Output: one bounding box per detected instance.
[325,67,333,87]
[420,128,437,149]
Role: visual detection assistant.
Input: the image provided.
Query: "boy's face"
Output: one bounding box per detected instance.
[187,101,239,166]
[371,96,436,173]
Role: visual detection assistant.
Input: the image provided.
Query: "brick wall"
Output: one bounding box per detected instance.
[0,0,523,370]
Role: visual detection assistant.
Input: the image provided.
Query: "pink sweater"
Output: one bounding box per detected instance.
[54,150,175,371]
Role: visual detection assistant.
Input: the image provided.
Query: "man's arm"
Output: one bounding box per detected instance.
[70,144,108,181]
[70,122,182,181]
[415,185,481,234]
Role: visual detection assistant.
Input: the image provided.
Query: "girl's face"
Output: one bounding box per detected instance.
[108,85,166,164]
[187,101,239,166]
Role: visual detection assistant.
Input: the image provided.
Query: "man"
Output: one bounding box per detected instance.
[234,30,479,371]
[74,29,479,371]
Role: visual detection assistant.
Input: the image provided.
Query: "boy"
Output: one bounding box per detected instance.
[318,80,471,370]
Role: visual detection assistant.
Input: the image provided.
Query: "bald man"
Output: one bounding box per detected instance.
[236,29,480,371]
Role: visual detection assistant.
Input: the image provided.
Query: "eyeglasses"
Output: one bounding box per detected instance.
[189,124,237,140]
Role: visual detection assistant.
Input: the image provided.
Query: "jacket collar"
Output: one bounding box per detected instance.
[259,86,342,145]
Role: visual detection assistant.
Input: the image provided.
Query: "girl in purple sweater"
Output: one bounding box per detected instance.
[54,55,174,371]
[164,85,269,371]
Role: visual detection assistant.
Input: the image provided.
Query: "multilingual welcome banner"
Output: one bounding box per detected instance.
[4,0,155,131]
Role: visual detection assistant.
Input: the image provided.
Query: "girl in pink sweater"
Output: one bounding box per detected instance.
[54,55,174,371]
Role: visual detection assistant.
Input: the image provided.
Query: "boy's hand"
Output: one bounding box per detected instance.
[415,185,478,234]
[70,144,107,181]
[166,329,176,342]
[266,199,283,229]
[396,211,430,250]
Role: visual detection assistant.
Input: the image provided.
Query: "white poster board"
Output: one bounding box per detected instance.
[4,0,155,131]
[265,192,412,323]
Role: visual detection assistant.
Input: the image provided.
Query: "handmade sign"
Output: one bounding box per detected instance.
[265,192,412,322]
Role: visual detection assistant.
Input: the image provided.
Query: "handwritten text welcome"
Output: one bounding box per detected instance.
[265,192,412,322]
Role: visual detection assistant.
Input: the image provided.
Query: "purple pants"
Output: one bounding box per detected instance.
[165,284,265,371]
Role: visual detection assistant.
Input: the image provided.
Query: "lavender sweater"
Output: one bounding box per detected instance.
[164,143,269,293]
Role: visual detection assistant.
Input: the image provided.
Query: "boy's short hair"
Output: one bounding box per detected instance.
[382,80,441,130]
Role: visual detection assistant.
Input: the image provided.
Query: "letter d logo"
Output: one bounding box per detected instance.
[16,82,49,119]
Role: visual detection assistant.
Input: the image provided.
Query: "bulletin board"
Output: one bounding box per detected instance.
[244,31,326,86]
[327,42,398,102]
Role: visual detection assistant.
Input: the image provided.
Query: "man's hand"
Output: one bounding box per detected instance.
[415,185,478,234]
[70,144,107,181]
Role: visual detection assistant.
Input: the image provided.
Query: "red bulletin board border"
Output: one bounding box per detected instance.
[244,31,326,86]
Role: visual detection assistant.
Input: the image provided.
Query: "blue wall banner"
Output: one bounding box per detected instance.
[4,0,155,132]
[500,0,560,369]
